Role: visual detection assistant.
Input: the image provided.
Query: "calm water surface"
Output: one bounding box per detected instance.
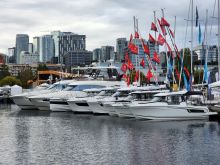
[0,104,220,165]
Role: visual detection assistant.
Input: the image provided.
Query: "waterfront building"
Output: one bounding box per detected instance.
[92,48,102,62]
[39,35,54,63]
[116,38,128,62]
[64,50,92,72]
[101,46,114,62]
[20,51,39,65]
[15,34,29,64]
[194,45,218,63]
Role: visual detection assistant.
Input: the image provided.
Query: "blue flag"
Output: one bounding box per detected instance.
[183,73,189,91]
[198,23,202,44]
[203,63,208,83]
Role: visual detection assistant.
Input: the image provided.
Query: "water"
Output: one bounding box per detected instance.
[0,104,220,165]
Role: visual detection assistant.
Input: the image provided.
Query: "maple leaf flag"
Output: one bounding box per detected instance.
[161,17,170,27]
[157,34,166,46]
[152,52,160,64]
[146,70,153,81]
[140,58,145,68]
[121,63,127,72]
[141,38,150,55]
[149,34,156,43]
[150,22,157,31]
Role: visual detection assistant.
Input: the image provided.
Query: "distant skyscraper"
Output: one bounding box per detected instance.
[8,47,16,63]
[51,31,86,64]
[33,37,40,54]
[39,35,54,63]
[20,51,39,64]
[93,48,102,62]
[15,34,29,64]
[28,43,33,53]
[116,38,128,62]
[101,46,114,61]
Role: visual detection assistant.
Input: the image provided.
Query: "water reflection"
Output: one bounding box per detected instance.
[0,104,220,164]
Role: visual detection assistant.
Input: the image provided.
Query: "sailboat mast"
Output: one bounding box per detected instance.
[190,0,194,77]
[136,18,141,86]
[153,11,158,84]
[218,0,220,77]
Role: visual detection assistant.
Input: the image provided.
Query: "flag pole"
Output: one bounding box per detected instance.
[136,18,141,86]
[218,0,220,80]
[190,0,194,87]
[153,11,158,85]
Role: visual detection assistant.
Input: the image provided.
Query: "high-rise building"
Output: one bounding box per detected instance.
[39,35,54,63]
[101,46,114,62]
[51,31,86,64]
[8,47,16,63]
[194,45,218,63]
[28,43,33,53]
[92,48,102,62]
[116,38,128,62]
[15,34,29,64]
[33,37,40,54]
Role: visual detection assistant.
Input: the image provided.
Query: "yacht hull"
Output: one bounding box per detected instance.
[12,96,37,110]
[87,101,108,114]
[50,99,71,112]
[68,100,92,113]
[29,98,50,111]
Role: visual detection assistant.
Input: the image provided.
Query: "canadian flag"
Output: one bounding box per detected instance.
[141,38,150,55]
[157,34,166,46]
[151,22,157,31]
[140,58,145,68]
[161,17,170,27]
[149,34,156,43]
[152,52,160,64]
[128,43,138,54]
[146,70,153,81]
[121,63,127,72]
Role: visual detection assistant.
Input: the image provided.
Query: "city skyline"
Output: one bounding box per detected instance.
[0,0,218,54]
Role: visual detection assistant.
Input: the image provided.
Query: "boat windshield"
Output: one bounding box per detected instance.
[63,85,78,91]
[112,91,130,97]
[48,84,67,91]
[97,90,116,96]
[71,85,105,91]
[132,93,154,101]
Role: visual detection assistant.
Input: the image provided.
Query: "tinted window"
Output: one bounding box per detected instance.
[72,85,105,91]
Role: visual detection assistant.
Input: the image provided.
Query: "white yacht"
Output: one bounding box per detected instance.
[102,85,168,116]
[114,90,169,118]
[87,87,119,114]
[130,90,217,120]
[67,88,104,113]
[32,80,121,112]
[11,80,74,110]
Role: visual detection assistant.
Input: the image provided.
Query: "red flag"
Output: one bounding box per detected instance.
[149,34,156,43]
[127,58,134,70]
[129,34,133,42]
[161,17,170,27]
[151,22,158,31]
[158,19,167,35]
[175,69,180,80]
[141,38,150,55]
[135,31,139,39]
[169,28,175,38]
[134,70,139,82]
[152,52,160,64]
[122,74,127,79]
[184,67,190,78]
[146,70,153,81]
[157,34,166,45]
[125,52,129,62]
[128,43,138,54]
[140,58,145,68]
[121,63,127,72]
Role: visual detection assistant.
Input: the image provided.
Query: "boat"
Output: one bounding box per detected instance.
[48,80,121,112]
[86,87,119,114]
[114,89,169,118]
[10,80,74,110]
[102,85,167,116]
[67,88,104,113]
[130,90,217,120]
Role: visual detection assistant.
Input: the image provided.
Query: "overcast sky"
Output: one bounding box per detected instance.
[0,0,218,54]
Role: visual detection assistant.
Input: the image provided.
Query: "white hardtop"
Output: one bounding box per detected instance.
[209,81,220,88]
[83,88,103,92]
[68,80,121,86]
[118,85,166,92]
[54,79,75,85]
[154,90,188,97]
[130,90,170,95]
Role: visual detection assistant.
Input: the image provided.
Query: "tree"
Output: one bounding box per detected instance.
[0,64,10,80]
[17,68,35,88]
[0,76,21,86]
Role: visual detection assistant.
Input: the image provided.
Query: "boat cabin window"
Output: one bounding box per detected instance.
[97,90,116,96]
[167,95,181,105]
[72,85,105,91]
[63,85,77,91]
[112,91,130,98]
[132,93,154,101]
